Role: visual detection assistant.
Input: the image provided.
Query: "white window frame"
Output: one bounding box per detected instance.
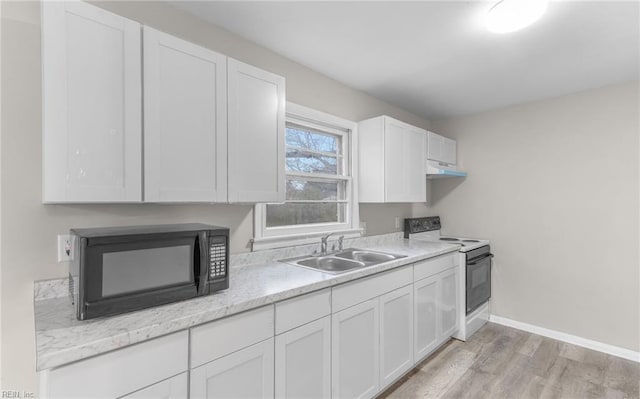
[253,102,360,251]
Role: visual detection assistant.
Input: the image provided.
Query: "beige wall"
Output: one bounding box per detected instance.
[0,1,430,393]
[415,82,639,352]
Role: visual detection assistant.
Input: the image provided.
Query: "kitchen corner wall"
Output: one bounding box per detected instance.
[414,82,640,353]
[0,1,429,393]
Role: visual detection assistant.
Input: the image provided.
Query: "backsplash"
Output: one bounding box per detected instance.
[34,232,405,301]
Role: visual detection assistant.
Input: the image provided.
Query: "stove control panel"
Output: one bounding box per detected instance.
[404,216,441,237]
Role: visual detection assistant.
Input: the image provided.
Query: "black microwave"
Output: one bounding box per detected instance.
[69,223,229,320]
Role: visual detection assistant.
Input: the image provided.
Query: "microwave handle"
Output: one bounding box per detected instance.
[196,231,209,295]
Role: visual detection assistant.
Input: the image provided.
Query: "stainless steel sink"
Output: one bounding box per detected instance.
[334,249,399,263]
[296,257,366,273]
[281,248,406,274]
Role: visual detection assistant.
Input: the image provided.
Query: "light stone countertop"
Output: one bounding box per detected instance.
[34,238,459,371]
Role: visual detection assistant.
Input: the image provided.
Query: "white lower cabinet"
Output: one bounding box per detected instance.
[275,316,331,399]
[439,268,460,338]
[413,262,460,363]
[122,373,188,399]
[332,299,380,399]
[40,257,461,399]
[40,331,188,399]
[414,274,439,360]
[380,285,414,388]
[190,339,275,399]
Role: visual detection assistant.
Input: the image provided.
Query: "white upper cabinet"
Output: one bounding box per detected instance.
[42,2,286,204]
[358,116,426,203]
[42,1,142,203]
[427,131,456,166]
[143,27,227,202]
[227,59,286,203]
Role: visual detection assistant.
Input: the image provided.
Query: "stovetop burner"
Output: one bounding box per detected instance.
[405,216,489,253]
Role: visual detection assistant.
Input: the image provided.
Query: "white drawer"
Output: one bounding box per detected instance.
[332,266,413,312]
[276,288,331,334]
[414,252,458,281]
[42,331,188,399]
[190,305,274,368]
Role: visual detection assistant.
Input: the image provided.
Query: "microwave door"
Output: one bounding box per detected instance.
[81,235,199,319]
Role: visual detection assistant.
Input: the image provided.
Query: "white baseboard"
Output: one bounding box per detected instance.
[489,315,640,363]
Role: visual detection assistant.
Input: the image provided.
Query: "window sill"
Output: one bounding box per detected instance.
[251,229,362,251]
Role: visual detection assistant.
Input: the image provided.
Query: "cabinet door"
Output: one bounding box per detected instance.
[227,59,285,203]
[42,1,142,202]
[414,274,439,361]
[442,137,457,165]
[439,268,459,339]
[384,119,426,203]
[275,316,331,399]
[143,27,227,202]
[332,299,380,399]
[122,372,187,399]
[427,132,443,163]
[190,339,274,399]
[379,285,414,388]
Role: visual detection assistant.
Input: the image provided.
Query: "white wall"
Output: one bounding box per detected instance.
[0,1,430,394]
[415,82,639,352]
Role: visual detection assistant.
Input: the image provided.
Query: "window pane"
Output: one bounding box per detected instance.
[266,203,346,227]
[286,126,338,154]
[286,150,338,174]
[287,180,345,201]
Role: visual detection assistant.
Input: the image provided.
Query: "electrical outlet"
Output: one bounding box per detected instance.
[57,234,73,262]
[395,217,401,230]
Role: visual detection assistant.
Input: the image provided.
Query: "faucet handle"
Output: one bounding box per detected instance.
[338,235,345,251]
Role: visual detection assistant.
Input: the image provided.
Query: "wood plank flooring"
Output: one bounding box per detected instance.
[379,323,640,399]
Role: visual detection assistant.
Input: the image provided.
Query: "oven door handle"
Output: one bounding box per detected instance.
[468,253,494,265]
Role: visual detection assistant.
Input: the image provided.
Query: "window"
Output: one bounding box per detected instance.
[253,103,360,250]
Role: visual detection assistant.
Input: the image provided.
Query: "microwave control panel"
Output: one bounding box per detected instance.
[208,236,227,280]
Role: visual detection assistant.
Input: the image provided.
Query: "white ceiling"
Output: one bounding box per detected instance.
[169,1,639,120]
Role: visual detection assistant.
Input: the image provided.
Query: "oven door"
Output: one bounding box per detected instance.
[466,252,493,315]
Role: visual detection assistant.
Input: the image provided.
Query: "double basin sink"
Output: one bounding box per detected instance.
[281,248,407,274]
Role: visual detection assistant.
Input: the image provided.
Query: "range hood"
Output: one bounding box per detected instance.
[426,160,467,179]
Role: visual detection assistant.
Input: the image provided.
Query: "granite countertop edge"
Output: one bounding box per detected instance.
[34,240,460,371]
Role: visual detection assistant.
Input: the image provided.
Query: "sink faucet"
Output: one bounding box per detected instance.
[320,232,345,254]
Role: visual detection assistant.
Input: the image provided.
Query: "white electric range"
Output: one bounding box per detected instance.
[404,216,493,341]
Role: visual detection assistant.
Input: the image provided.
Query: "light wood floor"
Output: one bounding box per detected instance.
[380,323,640,399]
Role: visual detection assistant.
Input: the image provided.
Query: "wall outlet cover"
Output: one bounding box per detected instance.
[57,234,73,262]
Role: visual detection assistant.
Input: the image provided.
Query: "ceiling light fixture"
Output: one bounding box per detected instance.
[485,0,549,34]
